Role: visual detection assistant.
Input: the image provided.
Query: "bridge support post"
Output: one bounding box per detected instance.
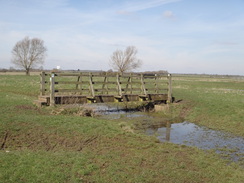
[50,73,55,106]
[167,74,172,104]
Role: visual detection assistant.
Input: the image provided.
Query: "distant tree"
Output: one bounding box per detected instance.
[11,36,47,75]
[107,69,113,73]
[9,67,16,71]
[109,46,142,73]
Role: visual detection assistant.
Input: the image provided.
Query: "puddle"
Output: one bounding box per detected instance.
[146,121,244,163]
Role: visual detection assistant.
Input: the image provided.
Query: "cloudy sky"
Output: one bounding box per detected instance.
[0,0,243,75]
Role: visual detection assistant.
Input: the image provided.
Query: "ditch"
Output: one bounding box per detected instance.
[90,103,244,166]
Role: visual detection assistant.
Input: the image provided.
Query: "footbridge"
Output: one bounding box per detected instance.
[35,72,172,106]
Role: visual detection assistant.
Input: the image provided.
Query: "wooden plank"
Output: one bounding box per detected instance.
[95,95,115,103]
[122,94,139,102]
[54,89,89,93]
[120,81,141,84]
[94,88,118,92]
[47,95,87,104]
[92,81,118,84]
[147,94,168,101]
[122,88,142,92]
[55,81,89,85]
[55,73,90,77]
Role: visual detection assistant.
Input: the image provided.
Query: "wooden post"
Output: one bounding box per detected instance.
[76,74,81,89]
[116,73,122,96]
[102,72,108,94]
[167,74,172,104]
[154,74,159,93]
[89,72,95,98]
[140,74,147,95]
[40,71,46,96]
[130,73,133,94]
[50,73,55,106]
[76,73,83,95]
[125,74,132,94]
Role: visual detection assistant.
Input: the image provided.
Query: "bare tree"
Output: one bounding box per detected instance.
[11,36,47,75]
[109,46,142,73]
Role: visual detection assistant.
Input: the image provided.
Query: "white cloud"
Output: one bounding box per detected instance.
[121,0,181,12]
[163,10,175,19]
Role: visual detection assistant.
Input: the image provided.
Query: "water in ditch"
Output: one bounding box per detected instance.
[86,103,244,165]
[146,121,244,163]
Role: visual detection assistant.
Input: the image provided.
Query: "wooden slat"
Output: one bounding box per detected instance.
[122,87,142,91]
[94,88,118,92]
[120,81,141,84]
[55,81,90,85]
[92,81,118,84]
[55,73,90,77]
[55,89,89,93]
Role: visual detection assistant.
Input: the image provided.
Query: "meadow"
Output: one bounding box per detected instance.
[172,74,244,136]
[0,73,243,182]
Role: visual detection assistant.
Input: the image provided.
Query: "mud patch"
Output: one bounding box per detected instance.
[14,104,47,115]
[0,125,99,152]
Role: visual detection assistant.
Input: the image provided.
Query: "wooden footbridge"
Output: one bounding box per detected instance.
[35,72,172,106]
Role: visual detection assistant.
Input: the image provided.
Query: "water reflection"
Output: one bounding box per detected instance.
[146,121,244,163]
[166,122,171,141]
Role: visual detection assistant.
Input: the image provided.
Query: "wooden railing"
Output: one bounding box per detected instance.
[40,72,172,106]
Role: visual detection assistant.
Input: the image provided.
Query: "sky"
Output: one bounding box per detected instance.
[0,0,244,75]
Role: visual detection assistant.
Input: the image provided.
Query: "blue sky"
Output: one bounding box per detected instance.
[0,0,243,75]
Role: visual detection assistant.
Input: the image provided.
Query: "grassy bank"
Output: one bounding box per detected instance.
[172,75,244,136]
[0,75,243,182]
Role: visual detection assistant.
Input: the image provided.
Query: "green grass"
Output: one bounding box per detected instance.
[172,75,244,136]
[0,74,243,182]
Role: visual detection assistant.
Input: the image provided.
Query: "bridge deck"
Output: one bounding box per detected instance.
[35,93,168,106]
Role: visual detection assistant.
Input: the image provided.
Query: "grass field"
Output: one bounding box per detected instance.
[0,74,243,182]
[172,75,244,136]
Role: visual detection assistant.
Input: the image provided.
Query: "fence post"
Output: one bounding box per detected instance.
[89,72,95,98]
[140,74,147,95]
[167,74,172,104]
[102,72,109,94]
[116,73,122,96]
[50,73,55,106]
[40,71,46,96]
[154,74,159,93]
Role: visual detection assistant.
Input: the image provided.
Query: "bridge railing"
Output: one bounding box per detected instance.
[40,71,172,106]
